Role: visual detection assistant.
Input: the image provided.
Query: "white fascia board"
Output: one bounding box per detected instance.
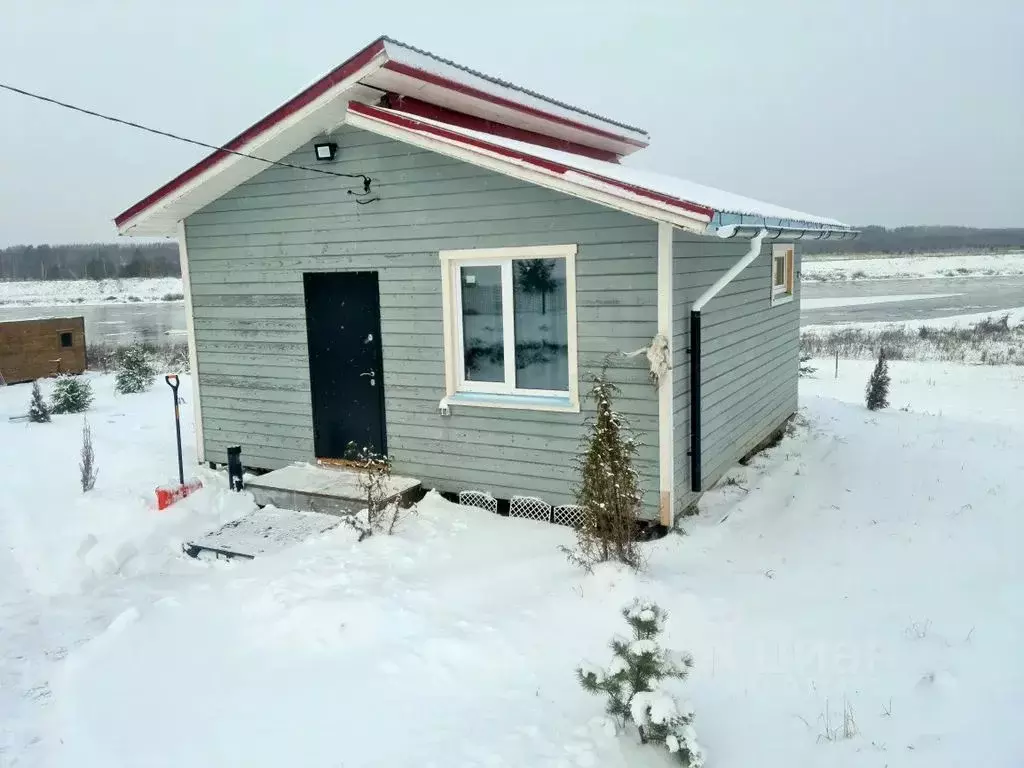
[117,52,388,237]
[344,110,709,234]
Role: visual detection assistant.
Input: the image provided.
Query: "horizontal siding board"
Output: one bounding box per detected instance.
[672,233,800,502]
[186,125,661,504]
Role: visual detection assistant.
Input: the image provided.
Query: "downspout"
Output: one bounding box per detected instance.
[688,228,767,492]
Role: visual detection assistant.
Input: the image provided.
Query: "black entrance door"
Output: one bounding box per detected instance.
[303,271,386,459]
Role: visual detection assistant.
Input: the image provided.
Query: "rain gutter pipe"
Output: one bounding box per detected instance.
[687,223,858,492]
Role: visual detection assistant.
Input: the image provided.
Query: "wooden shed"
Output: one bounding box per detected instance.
[113,37,857,525]
[0,317,86,384]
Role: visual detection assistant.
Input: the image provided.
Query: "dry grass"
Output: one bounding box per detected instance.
[86,341,189,373]
[801,314,1024,365]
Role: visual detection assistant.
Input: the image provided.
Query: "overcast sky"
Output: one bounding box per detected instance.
[0,0,1021,246]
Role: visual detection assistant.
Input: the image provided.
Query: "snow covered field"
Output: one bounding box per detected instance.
[3,366,1024,767]
[0,277,184,306]
[803,251,1024,282]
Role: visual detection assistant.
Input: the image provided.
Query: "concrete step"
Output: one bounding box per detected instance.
[246,462,422,516]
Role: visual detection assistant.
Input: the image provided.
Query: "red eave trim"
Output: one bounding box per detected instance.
[383,94,621,162]
[349,103,713,220]
[381,60,648,151]
[114,38,387,229]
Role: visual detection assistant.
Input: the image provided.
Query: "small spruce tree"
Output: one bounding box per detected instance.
[28,381,51,423]
[578,599,703,767]
[865,350,890,411]
[80,417,98,492]
[567,369,643,570]
[114,343,156,394]
[51,374,94,414]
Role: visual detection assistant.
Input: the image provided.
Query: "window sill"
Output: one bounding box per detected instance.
[771,292,794,307]
[445,391,580,413]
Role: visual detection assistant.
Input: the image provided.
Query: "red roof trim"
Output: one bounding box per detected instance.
[381,60,648,151]
[383,94,621,162]
[115,38,387,229]
[348,103,714,219]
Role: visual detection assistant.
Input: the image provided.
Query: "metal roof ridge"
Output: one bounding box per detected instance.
[380,36,650,138]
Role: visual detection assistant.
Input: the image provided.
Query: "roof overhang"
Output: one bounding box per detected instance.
[115,37,650,236]
[344,102,715,233]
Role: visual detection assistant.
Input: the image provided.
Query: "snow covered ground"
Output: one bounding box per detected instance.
[3,367,1024,767]
[803,252,1024,282]
[0,277,184,307]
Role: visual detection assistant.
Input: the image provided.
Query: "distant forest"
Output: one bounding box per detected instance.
[799,226,1024,255]
[0,242,181,281]
[1,227,1023,281]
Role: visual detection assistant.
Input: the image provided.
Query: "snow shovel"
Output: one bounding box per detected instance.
[156,374,202,510]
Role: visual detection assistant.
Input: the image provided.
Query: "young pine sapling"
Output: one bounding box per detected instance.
[865,349,890,411]
[565,369,643,570]
[80,417,98,492]
[577,599,703,767]
[28,381,51,423]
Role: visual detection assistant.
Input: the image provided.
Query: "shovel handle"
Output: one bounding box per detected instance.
[165,374,180,392]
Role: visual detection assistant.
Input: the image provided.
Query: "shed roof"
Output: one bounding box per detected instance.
[115,37,851,238]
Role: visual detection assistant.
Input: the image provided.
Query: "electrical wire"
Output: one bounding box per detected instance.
[0,81,374,195]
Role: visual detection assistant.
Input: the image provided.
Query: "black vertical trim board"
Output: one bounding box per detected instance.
[689,309,702,492]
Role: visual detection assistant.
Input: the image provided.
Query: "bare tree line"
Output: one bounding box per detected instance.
[1,226,1021,282]
[0,242,180,281]
[800,226,1024,255]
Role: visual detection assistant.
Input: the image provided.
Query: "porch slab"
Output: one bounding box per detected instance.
[245,462,422,516]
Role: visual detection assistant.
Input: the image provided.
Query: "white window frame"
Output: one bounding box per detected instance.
[770,243,795,306]
[439,244,579,412]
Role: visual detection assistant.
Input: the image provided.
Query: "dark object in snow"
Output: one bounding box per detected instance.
[799,353,817,377]
[114,343,156,394]
[865,350,890,411]
[577,600,703,766]
[28,381,51,423]
[80,417,98,492]
[156,374,203,510]
[565,369,643,571]
[227,445,244,491]
[52,374,94,414]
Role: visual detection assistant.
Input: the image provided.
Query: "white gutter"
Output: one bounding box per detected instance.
[693,229,768,311]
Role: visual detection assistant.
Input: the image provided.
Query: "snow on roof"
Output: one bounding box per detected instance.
[380,37,649,143]
[353,104,851,231]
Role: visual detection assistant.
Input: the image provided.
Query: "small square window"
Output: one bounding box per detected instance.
[59,331,73,348]
[771,244,795,306]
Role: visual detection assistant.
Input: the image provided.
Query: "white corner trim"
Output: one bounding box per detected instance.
[657,222,674,526]
[345,109,709,234]
[437,243,580,412]
[176,220,205,464]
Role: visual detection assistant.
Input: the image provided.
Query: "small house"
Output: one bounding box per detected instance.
[0,316,86,384]
[114,37,854,524]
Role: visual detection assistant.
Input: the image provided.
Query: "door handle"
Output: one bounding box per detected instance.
[359,370,375,377]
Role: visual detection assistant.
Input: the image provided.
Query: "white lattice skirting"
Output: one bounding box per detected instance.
[553,504,585,528]
[458,490,498,514]
[509,495,552,522]
[458,490,585,529]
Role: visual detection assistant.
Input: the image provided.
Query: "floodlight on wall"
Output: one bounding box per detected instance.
[313,142,337,161]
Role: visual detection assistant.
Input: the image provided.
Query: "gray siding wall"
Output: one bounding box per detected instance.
[184,126,663,515]
[672,232,799,502]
